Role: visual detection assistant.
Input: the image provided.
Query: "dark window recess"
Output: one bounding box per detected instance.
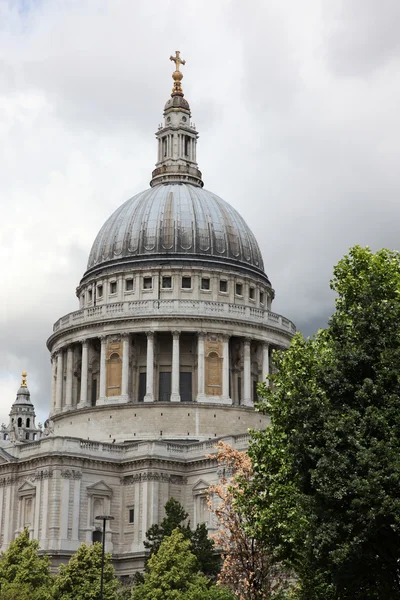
[97,285,103,298]
[138,373,147,402]
[129,508,135,523]
[91,379,97,407]
[236,283,243,296]
[201,277,210,290]
[92,530,102,544]
[125,279,134,291]
[110,281,117,294]
[159,372,172,402]
[25,433,30,440]
[180,372,192,402]
[162,276,172,289]
[238,377,242,403]
[17,418,22,427]
[182,276,191,289]
[260,291,265,304]
[143,277,152,289]
[26,418,30,428]
[88,290,93,302]
[249,287,255,300]
[219,280,228,293]
[253,380,259,403]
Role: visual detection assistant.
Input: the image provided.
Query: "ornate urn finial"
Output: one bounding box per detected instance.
[21,371,27,388]
[170,50,186,96]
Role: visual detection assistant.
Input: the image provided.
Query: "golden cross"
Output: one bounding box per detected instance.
[170,50,186,72]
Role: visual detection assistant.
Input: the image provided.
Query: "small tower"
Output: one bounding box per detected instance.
[6,372,41,443]
[150,51,203,188]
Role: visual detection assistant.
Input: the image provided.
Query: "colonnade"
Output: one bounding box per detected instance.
[158,133,196,162]
[51,332,270,413]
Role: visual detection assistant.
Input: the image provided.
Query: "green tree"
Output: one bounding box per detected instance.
[247,246,400,599]
[132,528,233,600]
[0,528,53,600]
[143,497,219,577]
[54,542,119,600]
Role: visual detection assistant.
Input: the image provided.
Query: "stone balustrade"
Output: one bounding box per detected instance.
[14,433,251,461]
[53,299,296,335]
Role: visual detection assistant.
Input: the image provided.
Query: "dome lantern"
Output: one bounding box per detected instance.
[150,52,204,188]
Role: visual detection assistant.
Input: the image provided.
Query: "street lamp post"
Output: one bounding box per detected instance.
[95,514,114,600]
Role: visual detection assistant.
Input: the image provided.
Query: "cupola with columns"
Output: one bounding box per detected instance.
[46,52,296,444]
[4,372,42,443]
[150,51,203,188]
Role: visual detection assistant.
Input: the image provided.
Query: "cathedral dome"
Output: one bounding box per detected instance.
[85,184,268,282]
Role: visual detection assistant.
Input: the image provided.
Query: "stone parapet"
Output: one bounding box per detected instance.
[51,299,296,337]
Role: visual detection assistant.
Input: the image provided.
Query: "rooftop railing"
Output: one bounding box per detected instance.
[53,299,296,336]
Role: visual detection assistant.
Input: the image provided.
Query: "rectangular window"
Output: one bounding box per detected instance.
[88,289,93,302]
[162,276,172,289]
[143,277,153,290]
[97,284,103,298]
[249,287,255,300]
[129,508,135,524]
[219,280,228,293]
[235,283,243,296]
[110,281,117,294]
[182,276,191,289]
[125,278,134,291]
[260,291,265,305]
[201,277,210,290]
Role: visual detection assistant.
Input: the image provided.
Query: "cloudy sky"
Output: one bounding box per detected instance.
[1,0,400,424]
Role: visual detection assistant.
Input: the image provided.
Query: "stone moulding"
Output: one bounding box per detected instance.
[51,299,296,338]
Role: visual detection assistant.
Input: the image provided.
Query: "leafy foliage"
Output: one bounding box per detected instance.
[53,542,119,600]
[132,528,233,600]
[0,528,53,600]
[248,246,400,599]
[143,497,219,577]
[207,441,294,599]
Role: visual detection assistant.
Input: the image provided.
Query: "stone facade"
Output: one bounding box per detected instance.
[0,56,295,576]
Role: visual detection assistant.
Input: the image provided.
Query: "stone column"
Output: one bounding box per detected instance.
[55,351,63,413]
[79,340,89,407]
[170,330,181,402]
[60,471,70,543]
[262,342,270,386]
[122,334,130,399]
[51,353,57,412]
[243,338,252,406]
[99,336,107,400]
[144,332,154,402]
[196,333,205,401]
[65,346,74,409]
[222,335,230,400]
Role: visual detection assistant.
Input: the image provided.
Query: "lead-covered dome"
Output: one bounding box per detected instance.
[86,184,268,282]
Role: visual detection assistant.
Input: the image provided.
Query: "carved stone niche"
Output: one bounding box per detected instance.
[86,480,113,527]
[17,480,36,531]
[205,338,223,396]
[192,479,211,528]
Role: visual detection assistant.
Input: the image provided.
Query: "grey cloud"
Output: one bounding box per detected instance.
[323,0,400,76]
[2,0,400,415]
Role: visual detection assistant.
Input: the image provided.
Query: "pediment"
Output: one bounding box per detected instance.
[0,448,17,464]
[86,480,113,497]
[17,480,36,496]
[192,479,210,494]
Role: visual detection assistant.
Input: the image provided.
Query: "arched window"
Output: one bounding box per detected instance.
[17,417,22,427]
[26,418,30,428]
